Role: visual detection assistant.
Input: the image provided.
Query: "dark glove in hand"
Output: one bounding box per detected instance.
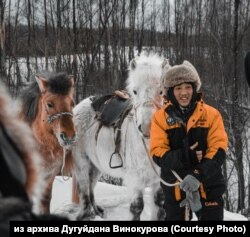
[180,174,200,192]
[179,191,202,212]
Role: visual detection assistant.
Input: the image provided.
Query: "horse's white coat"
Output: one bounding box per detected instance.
[73,54,168,220]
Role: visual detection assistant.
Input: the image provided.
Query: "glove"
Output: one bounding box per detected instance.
[153,149,184,170]
[180,174,200,192]
[180,191,202,212]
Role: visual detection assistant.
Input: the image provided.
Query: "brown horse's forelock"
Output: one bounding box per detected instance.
[46,72,72,95]
[20,72,73,123]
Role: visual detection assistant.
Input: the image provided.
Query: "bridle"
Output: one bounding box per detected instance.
[47,112,73,124]
[129,97,163,139]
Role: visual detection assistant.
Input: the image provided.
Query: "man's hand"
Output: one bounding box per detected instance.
[180,191,202,212]
[180,174,200,192]
[190,142,202,162]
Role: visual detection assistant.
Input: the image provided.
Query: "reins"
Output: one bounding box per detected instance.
[60,147,70,181]
[140,137,180,187]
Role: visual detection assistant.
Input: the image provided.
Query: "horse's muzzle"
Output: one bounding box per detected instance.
[60,132,76,146]
[138,125,150,138]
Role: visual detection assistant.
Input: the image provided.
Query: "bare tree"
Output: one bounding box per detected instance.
[232,0,245,213]
[136,0,145,55]
[128,0,137,60]
[56,0,62,71]
[44,0,49,70]
[0,0,6,81]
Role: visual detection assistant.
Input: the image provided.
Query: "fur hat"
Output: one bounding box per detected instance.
[162,60,201,92]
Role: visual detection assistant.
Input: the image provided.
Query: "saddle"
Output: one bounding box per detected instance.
[91,91,132,168]
[91,90,132,127]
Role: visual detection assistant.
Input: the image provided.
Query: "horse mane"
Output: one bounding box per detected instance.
[20,72,72,123]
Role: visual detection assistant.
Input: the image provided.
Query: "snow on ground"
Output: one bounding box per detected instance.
[50,176,248,221]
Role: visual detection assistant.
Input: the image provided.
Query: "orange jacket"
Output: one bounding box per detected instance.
[150,100,227,159]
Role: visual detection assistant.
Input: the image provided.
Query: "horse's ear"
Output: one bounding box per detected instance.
[130,58,136,70]
[68,75,75,87]
[162,62,171,72]
[162,58,169,68]
[35,76,47,93]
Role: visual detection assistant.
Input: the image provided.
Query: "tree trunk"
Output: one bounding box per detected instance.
[232,0,245,213]
[56,0,62,71]
[0,0,6,82]
[26,0,31,81]
[44,0,48,70]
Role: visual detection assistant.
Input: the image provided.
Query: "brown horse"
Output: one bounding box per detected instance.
[19,72,76,213]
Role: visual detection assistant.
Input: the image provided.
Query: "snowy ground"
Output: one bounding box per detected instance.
[50,176,247,221]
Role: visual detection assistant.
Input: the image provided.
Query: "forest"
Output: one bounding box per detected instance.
[0,0,250,218]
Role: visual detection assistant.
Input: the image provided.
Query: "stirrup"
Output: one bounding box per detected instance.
[109,152,123,168]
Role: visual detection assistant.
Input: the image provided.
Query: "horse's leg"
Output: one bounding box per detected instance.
[41,175,55,214]
[73,151,96,220]
[71,175,79,204]
[130,190,144,221]
[89,162,104,217]
[154,186,165,220]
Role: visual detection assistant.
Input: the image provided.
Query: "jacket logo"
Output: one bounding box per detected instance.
[197,118,207,126]
[204,201,219,207]
[167,117,175,126]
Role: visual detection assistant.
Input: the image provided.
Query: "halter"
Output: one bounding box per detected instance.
[130,98,162,137]
[47,112,73,124]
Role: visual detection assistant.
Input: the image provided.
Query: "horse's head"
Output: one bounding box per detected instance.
[35,73,76,148]
[126,54,168,138]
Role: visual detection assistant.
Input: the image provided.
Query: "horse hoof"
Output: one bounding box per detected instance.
[77,216,91,221]
[95,205,105,218]
[132,215,140,221]
[76,212,92,221]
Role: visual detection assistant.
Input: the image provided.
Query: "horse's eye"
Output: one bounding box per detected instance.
[160,90,163,95]
[47,103,54,108]
[133,90,137,95]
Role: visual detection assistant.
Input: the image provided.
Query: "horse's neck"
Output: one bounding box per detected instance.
[32,121,62,156]
[121,115,143,148]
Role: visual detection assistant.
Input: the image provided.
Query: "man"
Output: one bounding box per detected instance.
[150,61,228,220]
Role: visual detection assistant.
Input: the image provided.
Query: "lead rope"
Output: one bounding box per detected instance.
[141,137,180,187]
[61,147,70,181]
[141,137,190,221]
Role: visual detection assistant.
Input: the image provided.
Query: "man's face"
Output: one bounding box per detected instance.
[173,83,193,107]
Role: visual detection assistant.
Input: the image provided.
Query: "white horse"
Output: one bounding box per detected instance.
[72,54,168,220]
